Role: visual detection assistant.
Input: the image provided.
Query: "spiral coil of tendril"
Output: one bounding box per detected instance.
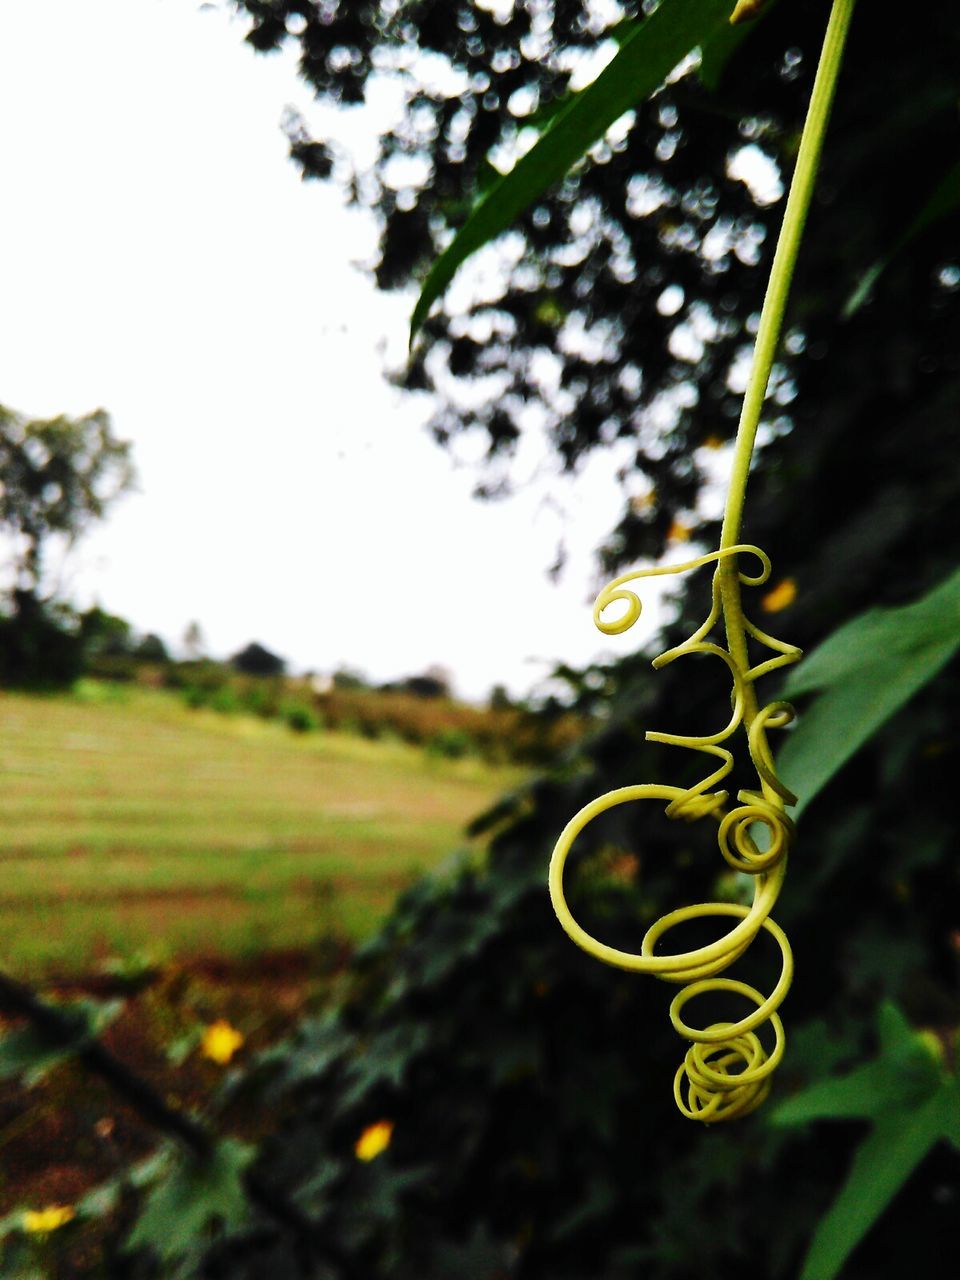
[548,546,801,1123]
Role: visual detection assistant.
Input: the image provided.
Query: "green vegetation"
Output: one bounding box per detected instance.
[170,668,583,765]
[0,686,521,973]
[1,1,958,1277]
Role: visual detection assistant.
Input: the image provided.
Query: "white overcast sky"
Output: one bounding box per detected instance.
[0,0,673,701]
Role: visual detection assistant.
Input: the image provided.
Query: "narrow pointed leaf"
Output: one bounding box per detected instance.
[799,1099,946,1280]
[941,1078,960,1148]
[410,0,732,344]
[779,567,960,813]
[783,568,960,697]
[773,1004,941,1126]
[844,159,960,316]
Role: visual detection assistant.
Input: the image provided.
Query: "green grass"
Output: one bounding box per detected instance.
[0,685,523,974]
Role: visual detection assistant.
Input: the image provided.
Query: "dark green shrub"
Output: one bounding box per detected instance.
[210,686,241,715]
[79,605,134,658]
[134,632,170,663]
[87,652,138,683]
[241,681,282,719]
[425,728,473,759]
[284,702,321,734]
[231,641,286,677]
[0,595,85,688]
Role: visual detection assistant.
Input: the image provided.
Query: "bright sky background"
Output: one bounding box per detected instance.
[0,0,670,702]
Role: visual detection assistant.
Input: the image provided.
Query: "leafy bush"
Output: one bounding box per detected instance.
[182,684,208,710]
[318,687,582,764]
[210,686,242,715]
[283,702,321,734]
[231,642,286,677]
[425,728,474,759]
[0,596,86,688]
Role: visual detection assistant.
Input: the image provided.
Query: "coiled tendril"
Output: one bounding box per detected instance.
[549,547,800,1123]
[548,0,857,1121]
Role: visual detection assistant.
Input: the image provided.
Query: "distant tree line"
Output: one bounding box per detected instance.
[0,403,134,686]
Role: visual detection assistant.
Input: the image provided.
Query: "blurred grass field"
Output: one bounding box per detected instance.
[0,684,522,975]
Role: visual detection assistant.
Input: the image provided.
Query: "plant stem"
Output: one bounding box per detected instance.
[719,0,857,724]
[0,969,213,1156]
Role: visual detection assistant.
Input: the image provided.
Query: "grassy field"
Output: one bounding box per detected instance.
[0,684,522,975]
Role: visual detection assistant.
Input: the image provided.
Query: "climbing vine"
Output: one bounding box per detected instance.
[549,0,856,1120]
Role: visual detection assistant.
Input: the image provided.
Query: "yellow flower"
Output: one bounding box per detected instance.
[200,1020,244,1065]
[22,1205,74,1234]
[761,577,798,613]
[701,434,725,450]
[354,1119,394,1162]
[667,519,692,543]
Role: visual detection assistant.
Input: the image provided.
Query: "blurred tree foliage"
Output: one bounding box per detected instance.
[139,2,960,1276]
[0,405,134,685]
[231,640,289,676]
[0,406,133,600]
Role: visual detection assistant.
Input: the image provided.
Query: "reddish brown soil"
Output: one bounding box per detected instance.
[0,946,348,1253]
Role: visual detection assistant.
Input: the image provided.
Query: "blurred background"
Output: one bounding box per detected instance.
[0,1,957,1276]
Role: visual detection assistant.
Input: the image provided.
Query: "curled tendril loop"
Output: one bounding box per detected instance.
[593,545,771,638]
[718,797,794,874]
[549,550,800,1123]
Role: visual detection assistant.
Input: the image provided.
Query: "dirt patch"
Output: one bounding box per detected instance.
[0,946,347,1229]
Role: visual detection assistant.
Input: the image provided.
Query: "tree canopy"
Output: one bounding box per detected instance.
[234,0,958,576]
[0,404,135,685]
[0,404,134,602]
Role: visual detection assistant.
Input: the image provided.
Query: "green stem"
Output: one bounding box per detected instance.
[719,0,857,724]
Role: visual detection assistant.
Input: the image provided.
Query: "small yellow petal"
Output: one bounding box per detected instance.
[701,434,725,450]
[23,1205,74,1234]
[760,578,797,613]
[667,519,692,543]
[355,1119,394,1162]
[200,1020,244,1065]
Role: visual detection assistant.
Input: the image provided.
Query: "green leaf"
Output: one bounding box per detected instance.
[410,0,732,344]
[165,1026,203,1067]
[779,567,960,814]
[339,1023,432,1110]
[941,1077,960,1149]
[844,159,960,316]
[126,1140,254,1261]
[770,1005,959,1280]
[75,1180,122,1222]
[784,567,960,696]
[0,998,122,1086]
[69,1149,173,1233]
[772,1004,941,1126]
[799,1099,946,1280]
